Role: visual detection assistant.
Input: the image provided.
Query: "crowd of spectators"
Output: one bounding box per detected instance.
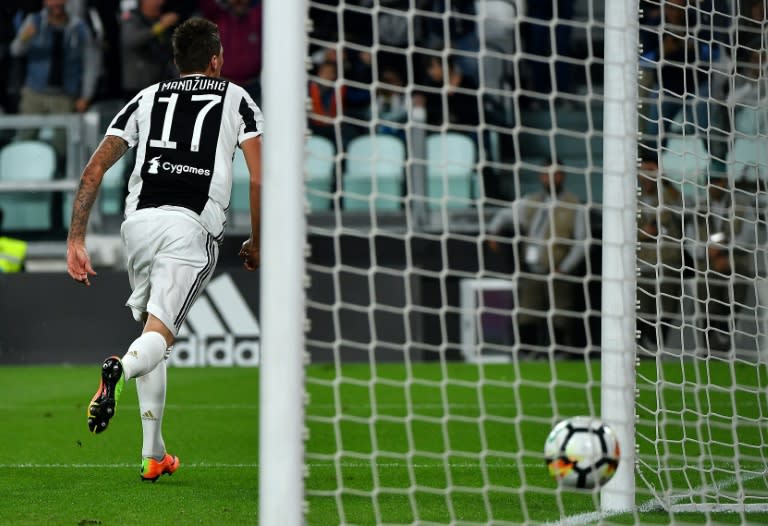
[0,0,261,117]
[0,1,763,158]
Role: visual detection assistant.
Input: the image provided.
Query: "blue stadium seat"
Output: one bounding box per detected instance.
[343,134,405,211]
[0,140,57,230]
[426,132,477,209]
[231,147,252,217]
[727,136,768,185]
[660,134,709,203]
[733,106,768,136]
[101,155,128,216]
[305,135,336,212]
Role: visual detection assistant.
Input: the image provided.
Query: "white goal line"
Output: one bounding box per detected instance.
[0,461,544,469]
[8,461,764,473]
[549,468,768,526]
[1,461,539,469]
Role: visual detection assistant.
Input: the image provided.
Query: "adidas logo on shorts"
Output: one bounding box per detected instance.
[170,274,260,367]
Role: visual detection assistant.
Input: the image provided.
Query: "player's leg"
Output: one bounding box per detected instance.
[135,346,179,482]
[131,212,218,480]
[86,355,126,434]
[87,211,174,435]
[86,316,172,435]
[124,313,179,481]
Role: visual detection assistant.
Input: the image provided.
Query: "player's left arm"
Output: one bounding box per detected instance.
[66,135,128,285]
[238,136,262,271]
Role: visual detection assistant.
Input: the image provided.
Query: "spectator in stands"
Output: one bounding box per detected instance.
[737,0,765,42]
[419,0,479,85]
[375,66,409,141]
[524,0,575,106]
[475,0,517,124]
[0,208,27,273]
[341,48,373,135]
[685,172,758,354]
[728,38,767,107]
[636,151,685,352]
[120,0,178,101]
[199,0,262,104]
[310,45,373,147]
[413,53,480,130]
[726,34,767,145]
[308,60,344,145]
[372,0,417,79]
[641,0,732,146]
[10,0,101,156]
[75,0,124,102]
[487,158,589,358]
[0,5,22,114]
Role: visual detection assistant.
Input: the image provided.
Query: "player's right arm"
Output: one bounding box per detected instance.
[66,136,128,285]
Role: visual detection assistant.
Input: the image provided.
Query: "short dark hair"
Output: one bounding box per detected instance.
[172,18,222,74]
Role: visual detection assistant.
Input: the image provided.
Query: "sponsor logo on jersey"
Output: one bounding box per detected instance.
[170,274,260,367]
[147,156,162,174]
[163,161,211,177]
[146,155,211,177]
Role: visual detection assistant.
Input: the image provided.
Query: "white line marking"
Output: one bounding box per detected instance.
[1,400,753,411]
[0,462,534,470]
[0,401,592,411]
[3,463,282,470]
[548,469,768,526]
[669,504,768,513]
[0,404,260,411]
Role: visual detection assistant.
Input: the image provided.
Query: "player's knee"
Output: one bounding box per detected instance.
[143,314,175,348]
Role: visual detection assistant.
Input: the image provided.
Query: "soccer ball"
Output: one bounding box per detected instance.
[544,416,620,489]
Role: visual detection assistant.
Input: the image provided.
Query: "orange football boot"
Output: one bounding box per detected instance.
[140,454,180,482]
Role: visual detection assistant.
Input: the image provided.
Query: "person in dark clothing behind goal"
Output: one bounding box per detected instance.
[65,17,262,482]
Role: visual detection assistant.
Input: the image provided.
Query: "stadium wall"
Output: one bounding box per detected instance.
[1,233,602,365]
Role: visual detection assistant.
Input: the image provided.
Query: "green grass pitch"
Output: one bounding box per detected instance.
[1,360,767,525]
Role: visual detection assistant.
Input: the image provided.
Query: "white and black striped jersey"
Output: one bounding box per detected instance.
[106,74,264,239]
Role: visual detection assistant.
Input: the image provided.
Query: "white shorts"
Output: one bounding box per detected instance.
[121,208,220,336]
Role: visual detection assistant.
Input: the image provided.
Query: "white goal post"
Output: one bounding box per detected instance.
[599,0,637,512]
[260,0,768,524]
[258,1,307,525]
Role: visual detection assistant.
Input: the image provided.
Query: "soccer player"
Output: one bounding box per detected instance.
[65,17,262,481]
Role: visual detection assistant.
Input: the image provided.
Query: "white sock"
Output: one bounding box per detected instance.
[121,332,167,380]
[137,358,167,460]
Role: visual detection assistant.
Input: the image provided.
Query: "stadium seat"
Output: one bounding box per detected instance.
[305,135,335,212]
[0,140,57,230]
[100,155,128,216]
[61,155,127,230]
[425,132,477,209]
[660,134,709,203]
[343,134,405,211]
[733,106,768,136]
[727,136,768,186]
[518,107,604,164]
[231,147,250,214]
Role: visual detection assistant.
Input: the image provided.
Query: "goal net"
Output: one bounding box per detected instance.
[295,0,768,523]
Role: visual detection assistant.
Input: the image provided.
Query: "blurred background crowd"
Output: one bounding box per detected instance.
[0,1,763,204]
